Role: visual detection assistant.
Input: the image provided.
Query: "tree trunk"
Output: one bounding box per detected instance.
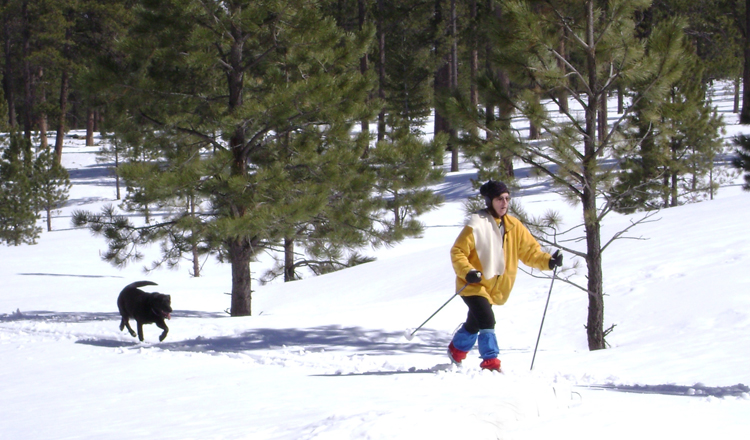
[376,0,386,141]
[226,22,254,316]
[557,28,568,114]
[190,195,200,277]
[528,91,540,140]
[21,0,32,140]
[3,14,16,128]
[192,242,200,277]
[229,237,253,316]
[38,67,47,150]
[598,90,607,147]
[584,0,605,351]
[434,63,450,135]
[358,0,370,157]
[670,144,679,207]
[735,76,740,114]
[284,237,295,282]
[583,182,604,350]
[487,0,514,178]
[499,72,515,178]
[433,0,450,143]
[741,0,750,124]
[114,146,121,200]
[86,108,95,146]
[228,123,253,316]
[484,0,495,151]
[449,0,459,172]
[54,69,69,165]
[469,0,478,110]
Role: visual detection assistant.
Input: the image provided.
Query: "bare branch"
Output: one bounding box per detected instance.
[519,266,588,292]
[601,210,660,253]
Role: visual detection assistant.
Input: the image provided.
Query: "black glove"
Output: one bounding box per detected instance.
[549,250,563,270]
[465,270,482,284]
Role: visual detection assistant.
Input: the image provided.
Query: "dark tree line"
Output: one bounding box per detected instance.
[1,1,747,147]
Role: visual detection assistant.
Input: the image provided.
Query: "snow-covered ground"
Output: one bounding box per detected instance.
[1,88,749,439]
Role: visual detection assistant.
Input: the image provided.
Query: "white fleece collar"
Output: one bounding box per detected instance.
[467,210,505,279]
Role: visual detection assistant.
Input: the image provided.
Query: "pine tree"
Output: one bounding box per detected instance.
[34,145,71,231]
[615,48,725,211]
[444,0,691,350]
[379,1,438,136]
[74,0,383,316]
[72,0,134,147]
[0,132,40,244]
[741,0,750,123]
[645,0,743,83]
[259,129,381,283]
[0,131,69,243]
[369,130,447,239]
[732,134,750,190]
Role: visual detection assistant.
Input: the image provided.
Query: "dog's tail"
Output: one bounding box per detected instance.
[123,280,158,290]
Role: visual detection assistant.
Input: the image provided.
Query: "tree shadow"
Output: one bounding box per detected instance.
[68,163,115,184]
[0,310,121,323]
[5,308,449,357]
[17,272,124,279]
[431,171,478,203]
[0,309,223,323]
[587,383,750,398]
[312,362,455,376]
[76,325,449,357]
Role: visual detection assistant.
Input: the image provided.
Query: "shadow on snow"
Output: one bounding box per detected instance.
[15,308,452,356]
[77,325,448,357]
[586,383,750,398]
[0,309,224,323]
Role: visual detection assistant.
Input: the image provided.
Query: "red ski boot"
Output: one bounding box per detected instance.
[447,342,468,365]
[479,358,501,371]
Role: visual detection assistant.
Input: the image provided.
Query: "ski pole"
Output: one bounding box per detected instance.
[404,282,470,341]
[530,266,558,370]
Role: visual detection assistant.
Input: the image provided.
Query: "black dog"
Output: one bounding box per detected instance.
[117,281,172,342]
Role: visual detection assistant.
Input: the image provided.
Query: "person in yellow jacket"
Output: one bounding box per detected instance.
[448,180,563,371]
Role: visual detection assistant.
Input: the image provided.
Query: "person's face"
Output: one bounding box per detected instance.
[492,194,510,217]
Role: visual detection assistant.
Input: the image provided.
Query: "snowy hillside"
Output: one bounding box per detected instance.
[1,88,749,439]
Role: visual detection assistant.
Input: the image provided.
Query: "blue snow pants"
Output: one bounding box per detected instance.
[450,295,499,360]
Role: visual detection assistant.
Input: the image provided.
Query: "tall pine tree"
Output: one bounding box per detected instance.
[0,132,40,244]
[72,0,416,316]
[732,134,750,190]
[615,47,725,211]
[444,0,691,350]
[0,131,69,244]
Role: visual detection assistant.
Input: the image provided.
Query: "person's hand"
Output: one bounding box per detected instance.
[549,250,563,270]
[465,270,482,284]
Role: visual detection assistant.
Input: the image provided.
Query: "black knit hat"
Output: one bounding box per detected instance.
[479,180,510,200]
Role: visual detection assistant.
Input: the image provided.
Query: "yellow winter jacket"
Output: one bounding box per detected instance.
[450,213,551,305]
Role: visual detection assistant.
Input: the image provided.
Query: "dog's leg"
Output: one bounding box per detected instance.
[120,317,136,338]
[137,322,145,342]
[155,319,169,342]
